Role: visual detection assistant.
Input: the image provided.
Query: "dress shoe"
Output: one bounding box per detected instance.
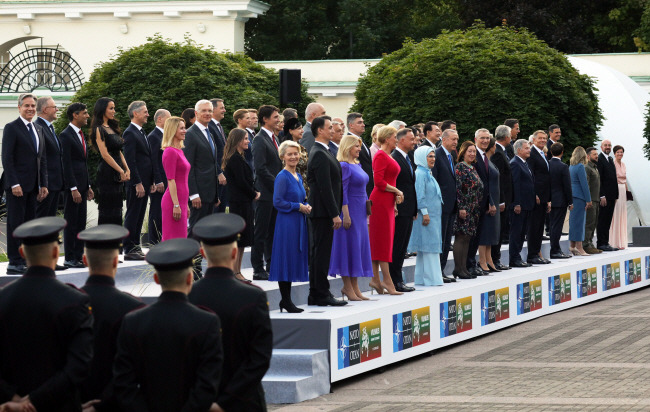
[253,271,269,281]
[395,282,415,292]
[308,295,347,306]
[64,260,85,268]
[550,253,572,259]
[510,260,531,268]
[584,247,602,254]
[495,263,511,270]
[486,263,501,273]
[6,264,26,275]
[527,256,546,265]
[124,252,145,261]
[541,257,552,264]
[452,270,472,280]
[279,300,304,313]
[442,274,456,283]
[55,264,68,271]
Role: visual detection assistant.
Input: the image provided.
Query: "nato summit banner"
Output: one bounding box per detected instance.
[393,307,430,352]
[602,262,621,291]
[337,319,381,370]
[440,296,472,338]
[548,273,571,306]
[517,279,542,315]
[481,288,509,326]
[625,258,641,285]
[577,267,598,298]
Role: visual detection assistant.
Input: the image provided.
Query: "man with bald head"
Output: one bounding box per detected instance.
[299,102,326,152]
[596,139,619,251]
[147,108,171,245]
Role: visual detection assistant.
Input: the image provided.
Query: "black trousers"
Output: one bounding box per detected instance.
[526,202,546,258]
[549,207,567,255]
[148,191,163,245]
[216,184,228,213]
[309,217,333,299]
[597,199,616,247]
[509,209,530,264]
[389,216,414,285]
[466,209,486,269]
[5,188,37,265]
[36,190,61,218]
[63,189,88,262]
[251,200,276,273]
[440,211,455,273]
[123,186,150,253]
[188,198,215,239]
[491,208,509,264]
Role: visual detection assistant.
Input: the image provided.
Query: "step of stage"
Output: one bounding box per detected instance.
[262,349,329,404]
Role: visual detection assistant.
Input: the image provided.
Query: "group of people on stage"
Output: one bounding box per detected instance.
[0,214,272,411]
[1,94,631,311]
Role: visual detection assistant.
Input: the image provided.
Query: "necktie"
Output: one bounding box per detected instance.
[609,156,614,166]
[140,128,150,153]
[405,154,413,176]
[217,123,225,144]
[205,127,216,158]
[271,134,278,151]
[79,130,86,156]
[483,153,489,174]
[49,125,60,150]
[27,123,38,152]
[448,153,454,172]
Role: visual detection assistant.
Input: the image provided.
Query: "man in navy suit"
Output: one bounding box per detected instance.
[347,112,373,196]
[35,96,64,220]
[421,121,442,148]
[251,105,283,280]
[61,103,94,268]
[299,103,326,153]
[209,98,228,213]
[467,129,496,276]
[328,118,343,157]
[548,142,573,258]
[147,109,170,245]
[504,118,519,160]
[432,129,458,282]
[596,139,619,251]
[526,130,552,264]
[509,139,536,267]
[1,93,48,274]
[490,125,513,270]
[123,101,158,260]
[546,124,561,159]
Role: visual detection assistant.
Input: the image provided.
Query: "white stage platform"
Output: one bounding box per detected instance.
[269,247,650,383]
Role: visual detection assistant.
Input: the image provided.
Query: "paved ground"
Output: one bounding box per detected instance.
[270,286,650,411]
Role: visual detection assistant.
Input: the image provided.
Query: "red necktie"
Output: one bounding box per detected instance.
[272,134,278,151]
[79,130,86,156]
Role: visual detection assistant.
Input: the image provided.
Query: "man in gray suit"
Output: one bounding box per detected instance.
[184,100,220,276]
[298,102,326,152]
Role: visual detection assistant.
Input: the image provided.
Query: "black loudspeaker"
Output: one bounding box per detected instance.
[279,69,302,106]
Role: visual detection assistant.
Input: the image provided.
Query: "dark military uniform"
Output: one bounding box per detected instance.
[0,266,93,411]
[189,266,273,412]
[81,275,144,410]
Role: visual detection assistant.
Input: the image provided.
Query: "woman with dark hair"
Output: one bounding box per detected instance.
[609,145,628,249]
[453,140,483,279]
[478,137,501,272]
[90,97,129,225]
[283,117,309,196]
[181,108,196,128]
[223,128,259,281]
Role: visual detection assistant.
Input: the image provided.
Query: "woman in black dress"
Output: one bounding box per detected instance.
[223,128,259,281]
[90,97,130,225]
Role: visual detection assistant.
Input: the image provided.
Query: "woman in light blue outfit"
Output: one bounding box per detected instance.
[408,146,444,286]
[568,146,592,256]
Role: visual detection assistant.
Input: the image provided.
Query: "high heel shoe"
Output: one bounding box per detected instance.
[577,249,590,256]
[234,272,252,283]
[341,289,362,301]
[381,281,403,295]
[368,281,384,295]
[569,247,580,256]
[486,263,501,273]
[279,300,304,313]
[452,270,472,280]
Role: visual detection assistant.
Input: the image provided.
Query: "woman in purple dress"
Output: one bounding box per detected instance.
[329,135,373,301]
[160,117,190,241]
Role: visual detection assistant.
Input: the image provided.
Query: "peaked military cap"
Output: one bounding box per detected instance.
[13,216,65,246]
[78,224,129,249]
[192,213,245,246]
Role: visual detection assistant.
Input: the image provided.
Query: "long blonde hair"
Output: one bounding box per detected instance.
[570,146,587,166]
[161,116,185,149]
[337,134,361,163]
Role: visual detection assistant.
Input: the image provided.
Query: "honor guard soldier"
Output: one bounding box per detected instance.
[78,225,145,411]
[190,214,273,412]
[0,217,93,411]
[113,238,223,411]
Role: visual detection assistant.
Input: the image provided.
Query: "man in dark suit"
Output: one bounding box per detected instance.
[548,142,573,258]
[526,130,552,264]
[61,103,94,269]
[421,121,442,148]
[597,139,619,251]
[546,124,561,159]
[347,112,374,196]
[122,101,157,260]
[504,118,519,160]
[307,116,346,306]
[390,128,417,292]
[234,108,254,171]
[432,129,458,282]
[584,147,602,255]
[467,128,496,276]
[79,225,145,411]
[0,217,92,411]
[251,105,283,280]
[113,238,222,411]
[146,108,170,245]
[490,125,513,270]
[209,98,228,213]
[299,102,326,152]
[35,96,64,219]
[329,118,343,157]
[509,139,536,267]
[1,93,48,274]
[190,214,273,411]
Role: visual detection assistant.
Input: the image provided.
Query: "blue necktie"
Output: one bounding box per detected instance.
[49,125,60,150]
[27,123,38,152]
[405,154,413,176]
[205,127,216,158]
[448,153,454,172]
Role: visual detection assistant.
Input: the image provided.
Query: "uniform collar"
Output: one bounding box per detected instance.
[23,266,56,278]
[85,274,116,286]
[204,266,235,279]
[159,291,188,302]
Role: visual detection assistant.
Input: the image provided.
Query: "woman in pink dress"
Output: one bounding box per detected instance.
[161,116,190,241]
[609,145,628,249]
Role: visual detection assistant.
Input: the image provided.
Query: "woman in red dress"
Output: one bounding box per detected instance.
[368,126,404,295]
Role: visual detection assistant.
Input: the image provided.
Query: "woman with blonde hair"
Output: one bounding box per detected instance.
[160,116,190,241]
[569,146,592,255]
[329,135,373,300]
[370,123,385,160]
